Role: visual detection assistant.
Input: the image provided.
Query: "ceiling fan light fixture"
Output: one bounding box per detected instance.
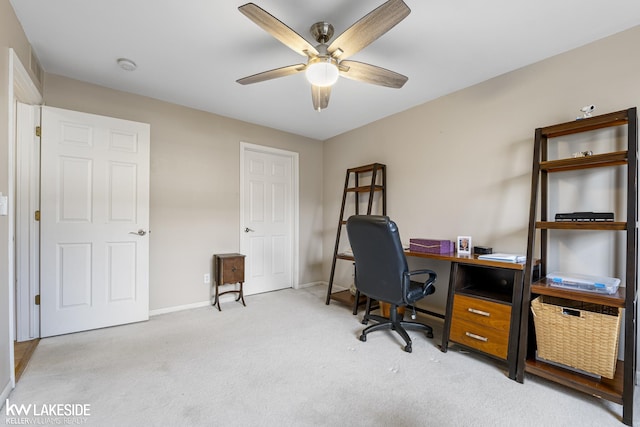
[237,1,412,110]
[305,56,339,87]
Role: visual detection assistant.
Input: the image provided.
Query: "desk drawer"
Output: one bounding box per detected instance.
[452,294,511,330]
[449,317,509,359]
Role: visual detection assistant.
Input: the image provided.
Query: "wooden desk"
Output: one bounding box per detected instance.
[333,251,528,307]
[406,251,536,381]
[405,250,529,270]
[339,250,535,381]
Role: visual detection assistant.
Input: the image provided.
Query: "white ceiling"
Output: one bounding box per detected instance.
[9,0,640,140]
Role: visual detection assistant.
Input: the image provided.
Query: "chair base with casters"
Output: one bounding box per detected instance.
[359,296,433,353]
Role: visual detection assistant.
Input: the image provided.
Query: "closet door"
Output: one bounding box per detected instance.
[40,106,150,337]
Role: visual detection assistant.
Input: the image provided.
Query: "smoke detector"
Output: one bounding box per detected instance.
[117,58,137,71]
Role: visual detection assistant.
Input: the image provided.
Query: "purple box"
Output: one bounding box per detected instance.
[409,238,454,254]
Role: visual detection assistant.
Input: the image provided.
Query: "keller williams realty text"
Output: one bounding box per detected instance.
[5,400,91,417]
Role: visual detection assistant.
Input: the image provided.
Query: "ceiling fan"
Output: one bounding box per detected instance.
[236,0,411,112]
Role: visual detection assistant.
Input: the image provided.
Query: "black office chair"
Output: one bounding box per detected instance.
[346,215,437,353]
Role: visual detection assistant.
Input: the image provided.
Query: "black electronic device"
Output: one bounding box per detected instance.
[473,246,493,255]
[554,212,614,222]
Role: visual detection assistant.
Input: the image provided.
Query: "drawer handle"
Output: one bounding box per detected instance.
[231,267,237,272]
[465,332,488,342]
[468,308,490,317]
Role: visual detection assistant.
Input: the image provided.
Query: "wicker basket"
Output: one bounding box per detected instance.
[531,295,621,379]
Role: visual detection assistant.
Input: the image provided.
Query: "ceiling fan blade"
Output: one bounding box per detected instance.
[311,85,331,111]
[327,0,410,59]
[239,3,319,57]
[237,64,306,85]
[339,60,408,88]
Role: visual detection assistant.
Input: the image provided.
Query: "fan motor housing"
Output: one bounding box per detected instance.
[310,22,334,43]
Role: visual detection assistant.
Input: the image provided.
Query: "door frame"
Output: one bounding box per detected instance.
[239,142,299,290]
[5,48,42,395]
[15,101,40,342]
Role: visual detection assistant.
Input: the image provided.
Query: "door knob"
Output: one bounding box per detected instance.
[129,229,147,236]
[244,227,255,233]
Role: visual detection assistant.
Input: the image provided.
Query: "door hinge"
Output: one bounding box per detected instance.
[35,126,41,137]
[34,210,40,221]
[35,295,40,305]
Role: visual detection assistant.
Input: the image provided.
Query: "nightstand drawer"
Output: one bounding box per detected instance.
[449,317,509,359]
[452,294,511,330]
[215,254,245,285]
[222,258,244,283]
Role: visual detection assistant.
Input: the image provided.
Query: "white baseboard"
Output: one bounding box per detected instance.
[149,300,211,316]
[1,379,13,410]
[296,281,327,289]
[149,282,335,316]
[299,281,348,292]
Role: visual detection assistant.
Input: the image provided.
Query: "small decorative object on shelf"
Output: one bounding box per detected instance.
[577,104,595,119]
[572,150,593,157]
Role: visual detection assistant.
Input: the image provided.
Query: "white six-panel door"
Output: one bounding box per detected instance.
[241,144,296,295]
[40,106,150,337]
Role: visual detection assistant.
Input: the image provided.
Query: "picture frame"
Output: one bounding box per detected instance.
[457,236,472,255]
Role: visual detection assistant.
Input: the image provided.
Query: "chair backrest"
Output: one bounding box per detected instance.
[346,215,408,305]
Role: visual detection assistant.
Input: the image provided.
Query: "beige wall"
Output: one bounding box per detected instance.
[0,0,40,402]
[43,75,324,311]
[2,0,639,402]
[323,25,640,314]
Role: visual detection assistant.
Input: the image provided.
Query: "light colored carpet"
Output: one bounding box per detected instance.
[2,285,634,426]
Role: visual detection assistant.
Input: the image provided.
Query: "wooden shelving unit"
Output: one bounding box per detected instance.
[325,163,386,313]
[518,108,637,425]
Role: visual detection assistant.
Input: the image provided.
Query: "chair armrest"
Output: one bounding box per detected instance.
[406,269,437,279]
[407,269,437,286]
[404,269,437,300]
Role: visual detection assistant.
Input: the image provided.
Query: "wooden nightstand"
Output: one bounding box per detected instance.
[213,253,246,311]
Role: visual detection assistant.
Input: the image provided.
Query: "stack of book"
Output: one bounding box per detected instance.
[477,253,526,263]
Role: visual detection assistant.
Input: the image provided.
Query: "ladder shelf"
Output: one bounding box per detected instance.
[518,107,637,425]
[325,163,386,313]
